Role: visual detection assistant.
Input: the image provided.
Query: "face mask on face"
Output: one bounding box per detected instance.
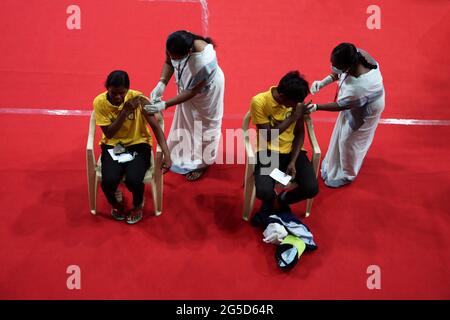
[171,54,190,70]
[331,65,346,75]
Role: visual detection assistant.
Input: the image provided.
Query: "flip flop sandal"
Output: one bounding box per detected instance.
[185,168,206,181]
[111,208,126,221]
[126,208,143,225]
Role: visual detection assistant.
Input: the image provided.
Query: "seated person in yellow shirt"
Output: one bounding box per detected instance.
[93,70,171,224]
[250,71,319,226]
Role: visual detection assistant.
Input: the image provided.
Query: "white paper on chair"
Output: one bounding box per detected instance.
[269,168,292,186]
[107,149,135,163]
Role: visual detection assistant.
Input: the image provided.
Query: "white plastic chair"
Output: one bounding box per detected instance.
[242,111,321,221]
[86,111,164,216]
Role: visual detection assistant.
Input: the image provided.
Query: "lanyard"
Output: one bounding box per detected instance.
[177,55,191,88]
[334,73,349,102]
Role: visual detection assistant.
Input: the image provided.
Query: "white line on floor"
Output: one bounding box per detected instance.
[1,108,450,126]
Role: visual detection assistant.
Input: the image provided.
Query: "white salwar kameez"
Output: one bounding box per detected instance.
[321,51,385,187]
[167,44,225,174]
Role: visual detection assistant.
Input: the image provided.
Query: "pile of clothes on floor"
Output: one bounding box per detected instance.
[252,209,317,270]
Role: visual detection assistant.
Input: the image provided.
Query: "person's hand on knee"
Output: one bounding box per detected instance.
[161,154,172,174]
[286,162,296,180]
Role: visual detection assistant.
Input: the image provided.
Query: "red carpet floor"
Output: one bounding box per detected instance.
[0,0,449,299]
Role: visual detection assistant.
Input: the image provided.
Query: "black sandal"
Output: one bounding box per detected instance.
[185,168,207,181]
[126,207,143,225]
[111,207,126,221]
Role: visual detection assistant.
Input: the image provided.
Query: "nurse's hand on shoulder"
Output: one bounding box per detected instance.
[293,100,311,120]
[305,104,318,114]
[143,100,166,114]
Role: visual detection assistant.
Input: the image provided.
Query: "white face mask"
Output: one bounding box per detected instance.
[171,54,190,70]
[331,66,345,75]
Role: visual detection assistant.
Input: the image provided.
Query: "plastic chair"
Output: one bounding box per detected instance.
[242,111,321,221]
[86,111,164,216]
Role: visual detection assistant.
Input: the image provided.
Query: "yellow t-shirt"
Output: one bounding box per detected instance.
[250,87,303,154]
[93,89,153,147]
